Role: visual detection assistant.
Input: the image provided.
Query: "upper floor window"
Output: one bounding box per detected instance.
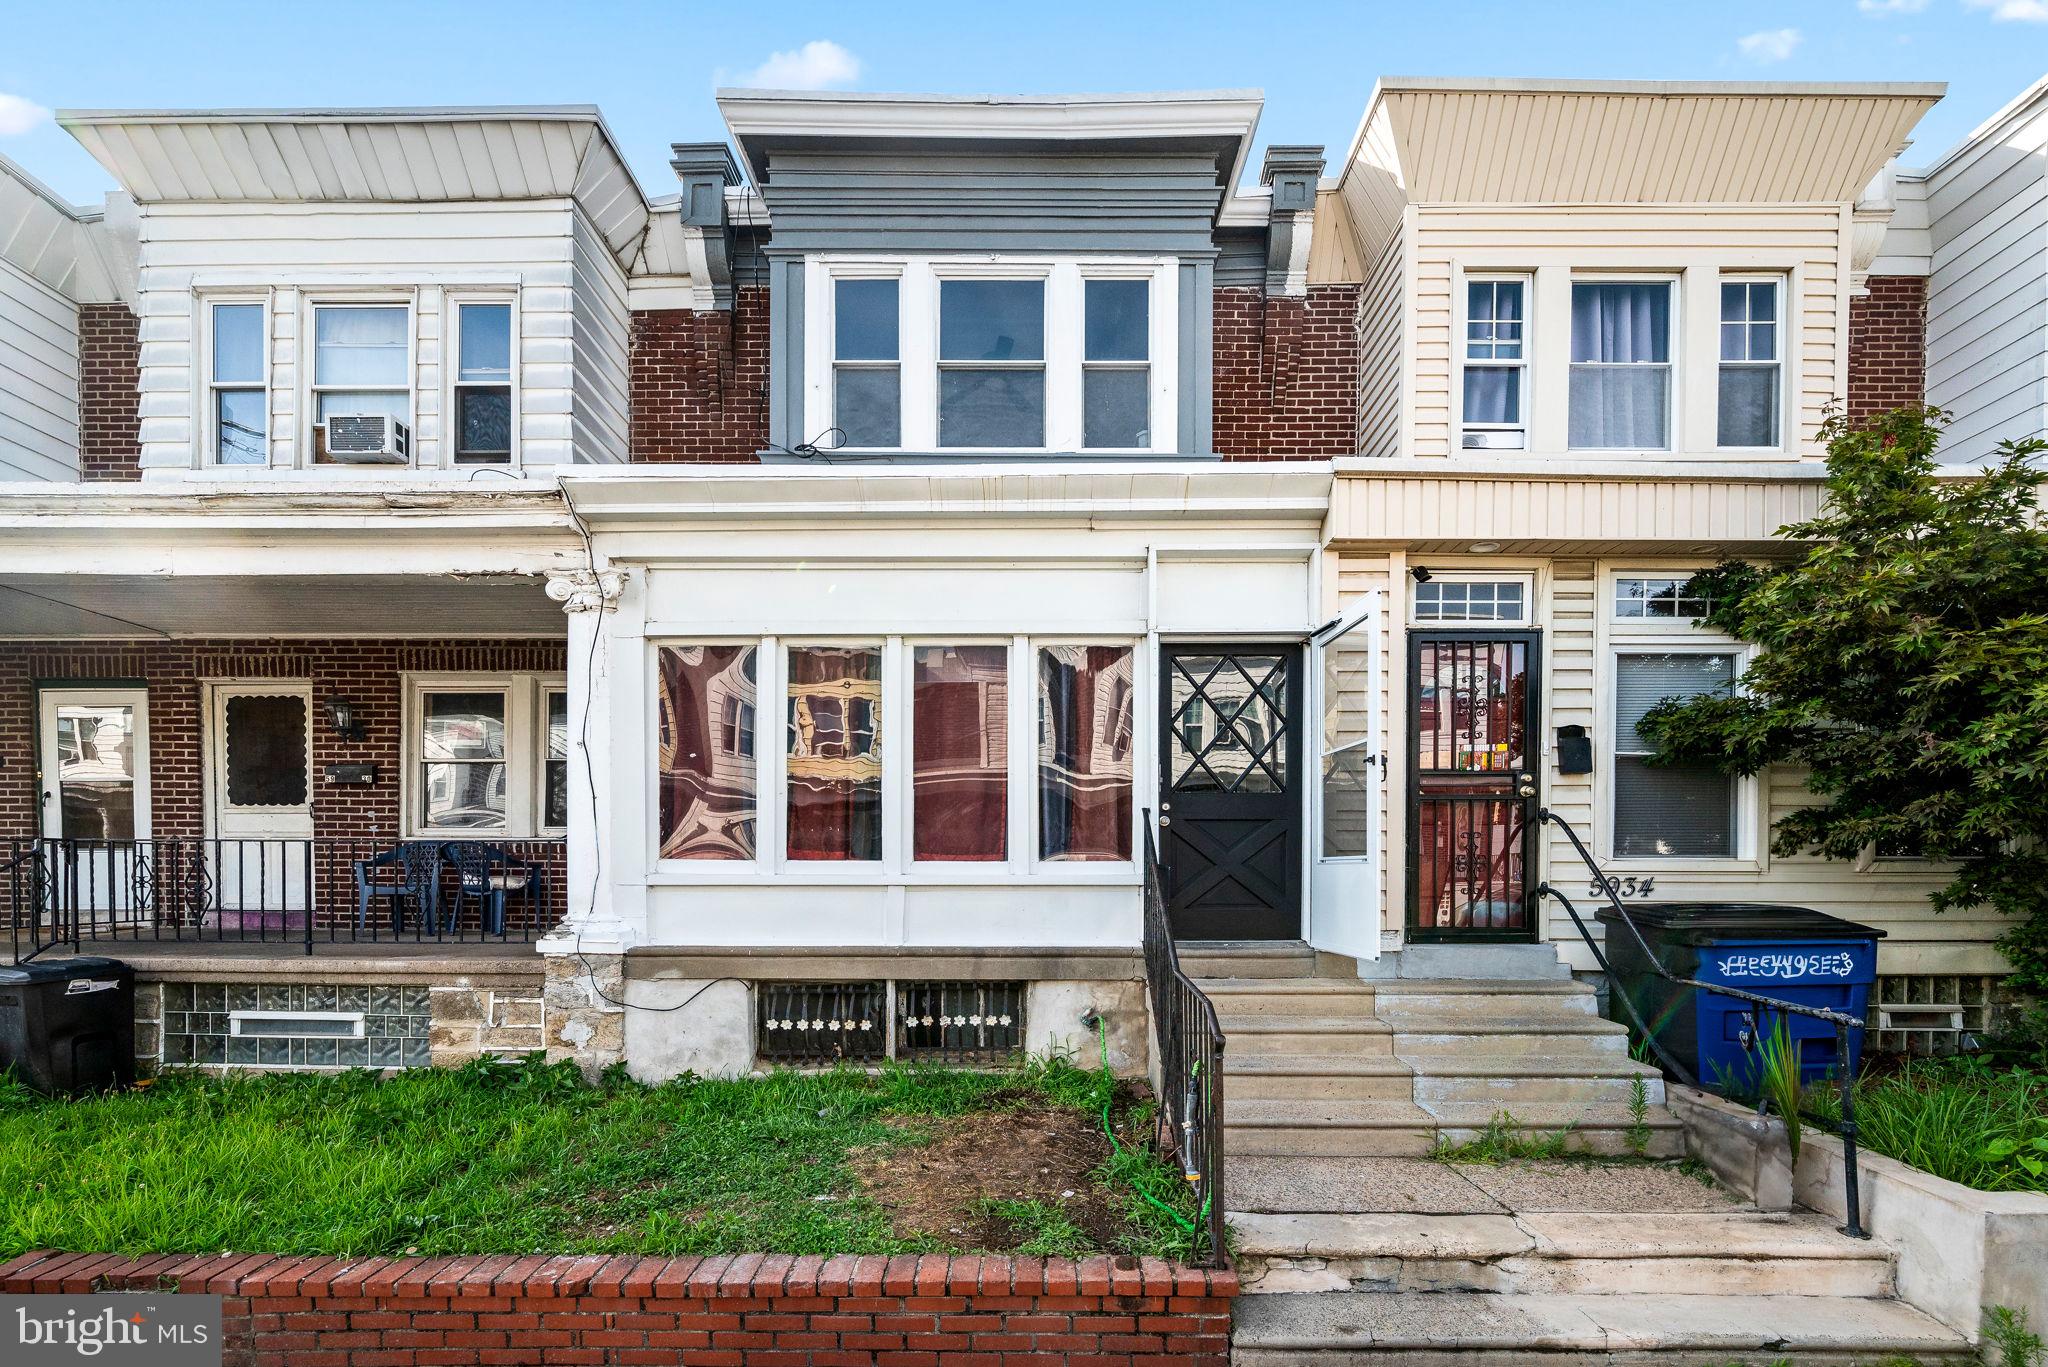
[1460,279,1526,450]
[1718,279,1781,449]
[453,301,513,465]
[208,301,267,466]
[311,303,410,463]
[811,257,1174,454]
[1569,281,1671,451]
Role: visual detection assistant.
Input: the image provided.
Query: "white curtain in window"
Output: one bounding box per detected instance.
[314,307,409,387]
[1570,284,1670,449]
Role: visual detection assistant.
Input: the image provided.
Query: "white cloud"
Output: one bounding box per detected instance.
[1965,0,2048,19]
[1736,27,1803,62]
[734,40,862,91]
[1857,0,1929,12]
[0,92,51,137]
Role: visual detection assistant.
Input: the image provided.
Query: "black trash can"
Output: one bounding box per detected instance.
[1597,904,1882,1090]
[0,956,136,1095]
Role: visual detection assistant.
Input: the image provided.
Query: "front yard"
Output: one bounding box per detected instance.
[0,1055,1209,1262]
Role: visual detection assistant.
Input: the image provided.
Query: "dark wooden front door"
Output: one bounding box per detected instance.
[1159,645,1302,940]
[1407,631,1540,942]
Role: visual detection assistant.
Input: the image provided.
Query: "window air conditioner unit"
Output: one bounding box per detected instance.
[325,414,411,464]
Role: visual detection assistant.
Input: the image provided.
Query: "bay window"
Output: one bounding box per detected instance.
[1718,279,1782,449]
[208,301,267,466]
[1569,281,1672,450]
[786,645,884,861]
[311,303,410,463]
[1460,278,1527,450]
[939,278,1046,448]
[913,645,1009,861]
[656,645,759,860]
[1037,645,1134,862]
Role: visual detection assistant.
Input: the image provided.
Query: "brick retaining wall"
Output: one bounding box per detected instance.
[0,1249,1236,1365]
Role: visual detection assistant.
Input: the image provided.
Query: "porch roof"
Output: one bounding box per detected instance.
[0,573,564,639]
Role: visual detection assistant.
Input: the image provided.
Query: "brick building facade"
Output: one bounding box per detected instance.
[1211,284,1363,458]
[627,285,772,462]
[77,302,141,482]
[1847,275,1929,423]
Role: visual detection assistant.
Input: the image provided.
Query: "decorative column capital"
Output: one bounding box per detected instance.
[545,567,628,614]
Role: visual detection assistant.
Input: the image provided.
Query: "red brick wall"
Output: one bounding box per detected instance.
[630,285,770,462]
[1212,283,1361,458]
[79,303,142,482]
[1847,275,1927,423]
[1,1249,1237,1366]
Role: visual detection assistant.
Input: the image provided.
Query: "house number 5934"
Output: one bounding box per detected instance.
[1591,875,1655,899]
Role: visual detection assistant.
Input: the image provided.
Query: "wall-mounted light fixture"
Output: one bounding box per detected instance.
[1410,566,1433,583]
[325,695,366,741]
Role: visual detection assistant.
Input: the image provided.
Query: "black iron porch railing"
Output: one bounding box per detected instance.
[7,837,566,963]
[1139,815,1229,1267]
[1536,808,1871,1239]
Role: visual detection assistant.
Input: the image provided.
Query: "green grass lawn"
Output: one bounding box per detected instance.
[0,1055,1208,1262]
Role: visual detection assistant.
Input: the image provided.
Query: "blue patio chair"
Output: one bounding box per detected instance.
[442,841,545,937]
[352,842,442,935]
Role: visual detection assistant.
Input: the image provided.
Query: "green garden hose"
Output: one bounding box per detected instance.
[1094,1016,1209,1238]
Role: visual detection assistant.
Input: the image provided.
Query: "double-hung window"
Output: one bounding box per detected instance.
[208,301,267,466]
[1083,278,1150,448]
[939,278,1046,448]
[1717,279,1781,449]
[453,301,513,464]
[311,303,410,463]
[1569,281,1672,450]
[833,278,902,448]
[1609,576,1742,860]
[1460,278,1527,449]
[406,674,562,837]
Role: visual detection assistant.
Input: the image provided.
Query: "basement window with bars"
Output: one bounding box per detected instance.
[756,982,887,1064]
[896,982,1025,1063]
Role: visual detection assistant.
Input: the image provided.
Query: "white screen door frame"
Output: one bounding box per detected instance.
[203,680,315,922]
[1306,591,1382,961]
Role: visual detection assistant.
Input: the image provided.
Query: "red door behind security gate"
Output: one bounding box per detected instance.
[1407,631,1540,941]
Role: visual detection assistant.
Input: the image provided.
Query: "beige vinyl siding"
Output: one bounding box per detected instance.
[1355,229,1404,457]
[0,255,81,481]
[1407,204,1847,459]
[1923,97,2048,465]
[131,199,611,470]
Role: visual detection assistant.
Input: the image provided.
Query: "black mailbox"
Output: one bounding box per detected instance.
[325,763,379,785]
[1555,724,1593,775]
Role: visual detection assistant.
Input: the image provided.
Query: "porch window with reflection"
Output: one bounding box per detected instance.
[543,690,569,830]
[912,645,1008,861]
[787,645,883,861]
[656,645,758,859]
[55,706,139,840]
[419,691,507,830]
[1037,645,1133,862]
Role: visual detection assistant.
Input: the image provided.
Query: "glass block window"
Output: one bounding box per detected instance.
[1873,975,2000,1058]
[756,982,887,1064]
[896,982,1025,1063]
[1615,576,1715,620]
[160,982,430,1069]
[1413,579,1528,623]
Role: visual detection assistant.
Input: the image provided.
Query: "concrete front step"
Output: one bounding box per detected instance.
[1223,1015,1398,1057]
[1177,941,1321,979]
[1375,990,1598,1021]
[1225,1099,1439,1157]
[1358,943,1572,981]
[1413,1057,1666,1109]
[1394,1015,1632,1058]
[1230,1290,1974,1365]
[1225,1053,1416,1101]
[1230,1210,1895,1299]
[1200,978,1382,1017]
[1424,1102,1686,1158]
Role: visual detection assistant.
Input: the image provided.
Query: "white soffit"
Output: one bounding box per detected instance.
[0,152,116,301]
[1343,78,1945,213]
[57,106,651,265]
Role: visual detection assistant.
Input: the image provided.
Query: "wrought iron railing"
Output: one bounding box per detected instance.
[1139,815,1228,1266]
[1536,808,1870,1239]
[7,837,566,962]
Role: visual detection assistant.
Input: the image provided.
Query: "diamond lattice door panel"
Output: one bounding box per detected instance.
[1159,646,1302,940]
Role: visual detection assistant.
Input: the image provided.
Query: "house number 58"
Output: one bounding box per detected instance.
[1591,875,1655,899]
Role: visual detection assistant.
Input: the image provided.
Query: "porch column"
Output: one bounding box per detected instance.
[537,566,633,954]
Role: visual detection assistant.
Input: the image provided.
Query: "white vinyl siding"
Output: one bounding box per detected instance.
[0,256,81,482]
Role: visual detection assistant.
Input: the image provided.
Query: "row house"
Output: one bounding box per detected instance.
[0,75,2032,1099]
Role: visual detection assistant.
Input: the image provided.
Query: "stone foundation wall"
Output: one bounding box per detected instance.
[544,951,627,1078]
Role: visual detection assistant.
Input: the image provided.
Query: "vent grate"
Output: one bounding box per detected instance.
[897,981,1025,1064]
[756,982,886,1064]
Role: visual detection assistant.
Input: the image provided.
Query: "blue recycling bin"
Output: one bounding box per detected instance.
[1597,903,1883,1089]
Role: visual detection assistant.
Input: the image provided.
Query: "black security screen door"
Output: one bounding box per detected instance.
[1407,631,1540,942]
[1159,645,1303,940]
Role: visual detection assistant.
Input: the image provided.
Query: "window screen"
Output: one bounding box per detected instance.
[1613,653,1736,858]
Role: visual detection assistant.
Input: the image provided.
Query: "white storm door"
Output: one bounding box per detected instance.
[1307,591,1382,960]
[205,683,315,918]
[38,688,151,914]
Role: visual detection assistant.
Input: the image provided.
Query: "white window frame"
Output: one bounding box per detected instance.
[1410,571,1534,627]
[649,635,1142,884]
[446,293,519,467]
[1567,275,1678,454]
[1597,568,1758,869]
[1716,274,1785,452]
[401,673,564,839]
[538,684,570,838]
[804,255,1178,455]
[825,266,907,451]
[303,295,417,468]
[1456,273,1531,451]
[201,296,271,468]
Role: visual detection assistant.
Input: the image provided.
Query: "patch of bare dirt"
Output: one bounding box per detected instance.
[852,1102,1126,1251]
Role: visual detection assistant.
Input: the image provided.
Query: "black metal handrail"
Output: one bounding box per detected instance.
[9,837,566,962]
[1535,807,1868,1238]
[1139,815,1228,1266]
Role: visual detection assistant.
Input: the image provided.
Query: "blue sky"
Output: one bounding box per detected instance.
[0,0,2042,205]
